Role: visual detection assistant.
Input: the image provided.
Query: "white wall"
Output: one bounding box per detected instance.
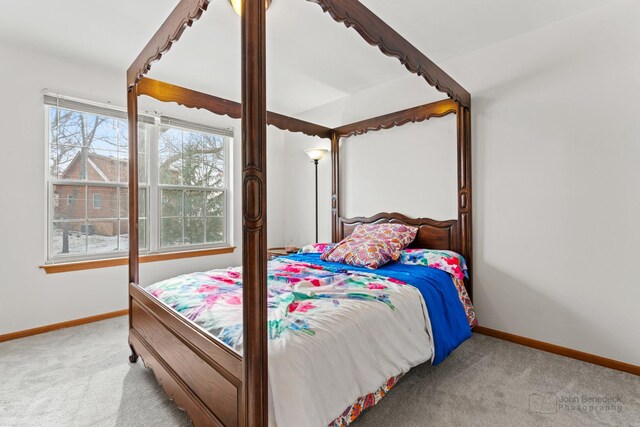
[284,0,640,365]
[341,118,457,221]
[282,133,333,246]
[0,42,285,335]
[282,74,456,246]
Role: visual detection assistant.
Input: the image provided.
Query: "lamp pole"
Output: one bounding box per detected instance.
[314,158,319,243]
[305,148,328,243]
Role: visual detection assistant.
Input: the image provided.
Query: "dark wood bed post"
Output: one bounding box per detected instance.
[127,84,140,363]
[241,0,269,425]
[331,132,340,242]
[456,104,473,300]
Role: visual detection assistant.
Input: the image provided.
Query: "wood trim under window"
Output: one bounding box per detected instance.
[40,246,235,274]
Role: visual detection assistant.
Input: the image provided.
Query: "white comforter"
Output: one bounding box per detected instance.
[146,259,434,426]
[267,283,433,426]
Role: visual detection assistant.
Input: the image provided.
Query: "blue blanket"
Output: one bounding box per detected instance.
[286,253,471,364]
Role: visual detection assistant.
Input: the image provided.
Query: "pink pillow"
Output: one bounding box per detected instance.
[321,238,398,269]
[321,223,418,269]
[349,223,418,252]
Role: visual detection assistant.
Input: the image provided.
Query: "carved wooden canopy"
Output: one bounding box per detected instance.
[127,0,470,109]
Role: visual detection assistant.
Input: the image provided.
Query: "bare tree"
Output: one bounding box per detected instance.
[157,128,225,246]
[49,110,226,253]
[50,108,114,252]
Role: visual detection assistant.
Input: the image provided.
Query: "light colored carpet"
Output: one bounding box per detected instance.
[0,316,638,427]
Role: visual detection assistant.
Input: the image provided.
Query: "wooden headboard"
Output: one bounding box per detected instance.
[338,212,460,253]
[338,212,469,296]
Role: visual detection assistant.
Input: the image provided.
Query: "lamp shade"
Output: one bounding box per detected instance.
[305,148,329,161]
[229,0,272,16]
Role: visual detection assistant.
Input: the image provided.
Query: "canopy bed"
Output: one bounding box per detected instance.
[126,1,473,426]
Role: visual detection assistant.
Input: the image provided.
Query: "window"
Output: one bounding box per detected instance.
[158,121,227,248]
[93,194,102,209]
[45,95,231,263]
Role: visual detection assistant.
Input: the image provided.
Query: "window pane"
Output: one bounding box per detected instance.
[87,220,120,254]
[206,191,225,216]
[53,108,85,147]
[205,190,225,244]
[116,121,149,184]
[48,107,150,186]
[138,124,148,154]
[118,158,128,184]
[117,119,128,153]
[88,116,119,183]
[157,123,226,250]
[139,154,147,184]
[118,219,129,252]
[182,131,204,186]
[185,190,205,217]
[90,114,119,183]
[161,189,183,217]
[159,126,226,189]
[206,217,225,244]
[52,221,87,256]
[161,218,183,247]
[49,143,59,180]
[88,187,117,219]
[53,185,86,220]
[185,218,205,245]
[138,218,147,250]
[119,187,127,218]
[159,127,182,185]
[88,149,119,182]
[203,135,225,188]
[56,145,84,180]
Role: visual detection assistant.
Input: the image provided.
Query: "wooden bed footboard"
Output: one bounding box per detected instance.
[128,283,244,427]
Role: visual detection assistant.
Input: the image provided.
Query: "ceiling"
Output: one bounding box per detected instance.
[0,0,617,116]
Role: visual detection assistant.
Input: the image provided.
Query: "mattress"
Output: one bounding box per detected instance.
[145,255,471,426]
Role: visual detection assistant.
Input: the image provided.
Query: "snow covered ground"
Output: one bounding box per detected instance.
[51,228,128,256]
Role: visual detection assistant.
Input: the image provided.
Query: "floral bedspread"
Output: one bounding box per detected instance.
[145,256,473,427]
[146,257,411,354]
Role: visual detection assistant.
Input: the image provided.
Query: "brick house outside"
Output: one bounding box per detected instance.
[55,152,128,236]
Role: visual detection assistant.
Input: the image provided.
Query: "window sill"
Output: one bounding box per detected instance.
[40,246,236,274]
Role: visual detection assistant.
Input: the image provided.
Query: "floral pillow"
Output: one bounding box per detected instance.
[321,223,418,269]
[398,249,468,280]
[349,223,418,252]
[297,243,335,254]
[320,237,399,269]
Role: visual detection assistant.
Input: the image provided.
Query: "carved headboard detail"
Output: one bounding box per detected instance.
[338,212,459,253]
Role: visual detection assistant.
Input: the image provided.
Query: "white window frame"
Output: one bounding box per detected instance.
[44,94,233,264]
[154,118,231,253]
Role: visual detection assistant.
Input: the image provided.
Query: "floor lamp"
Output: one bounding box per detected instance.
[305,148,329,243]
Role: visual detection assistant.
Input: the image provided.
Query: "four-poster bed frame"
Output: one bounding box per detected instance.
[126,1,472,426]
